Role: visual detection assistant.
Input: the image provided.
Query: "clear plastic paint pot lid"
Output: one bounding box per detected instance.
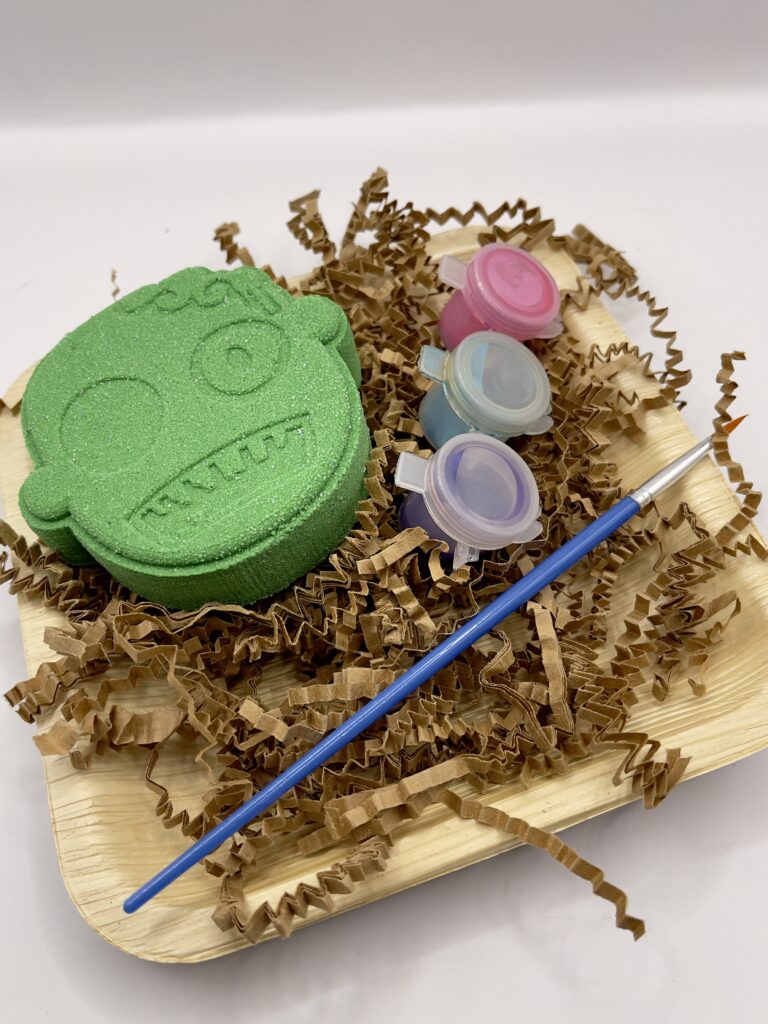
[396,433,542,551]
[430,331,552,437]
[467,244,560,332]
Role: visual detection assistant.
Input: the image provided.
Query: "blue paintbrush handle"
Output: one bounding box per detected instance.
[124,494,640,913]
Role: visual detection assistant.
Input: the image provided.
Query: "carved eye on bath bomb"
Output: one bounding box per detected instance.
[19,266,370,609]
[192,320,284,395]
[61,377,165,468]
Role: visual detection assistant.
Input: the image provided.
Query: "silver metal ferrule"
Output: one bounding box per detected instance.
[629,436,713,508]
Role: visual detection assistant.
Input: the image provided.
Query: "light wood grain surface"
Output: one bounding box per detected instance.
[2,227,767,963]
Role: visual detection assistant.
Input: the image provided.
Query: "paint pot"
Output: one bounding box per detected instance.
[418,331,552,449]
[395,432,542,569]
[438,243,561,349]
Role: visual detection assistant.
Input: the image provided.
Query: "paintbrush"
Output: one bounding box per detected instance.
[124,417,746,913]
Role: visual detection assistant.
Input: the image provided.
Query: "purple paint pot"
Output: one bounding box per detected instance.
[438,243,562,350]
[395,433,542,569]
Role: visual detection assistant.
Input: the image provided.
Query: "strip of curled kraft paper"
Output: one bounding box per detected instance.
[2,169,763,944]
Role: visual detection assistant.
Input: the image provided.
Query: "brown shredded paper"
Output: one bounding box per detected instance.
[2,169,763,944]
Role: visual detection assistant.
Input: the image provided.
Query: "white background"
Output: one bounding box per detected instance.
[2,3,768,1021]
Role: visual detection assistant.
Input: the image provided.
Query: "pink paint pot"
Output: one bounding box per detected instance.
[438,243,562,350]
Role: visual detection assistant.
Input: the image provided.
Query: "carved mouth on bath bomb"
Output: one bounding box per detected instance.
[130,413,312,541]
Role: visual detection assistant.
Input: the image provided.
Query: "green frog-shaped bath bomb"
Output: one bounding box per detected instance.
[19,267,370,609]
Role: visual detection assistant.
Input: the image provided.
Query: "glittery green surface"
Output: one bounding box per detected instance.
[19,267,370,608]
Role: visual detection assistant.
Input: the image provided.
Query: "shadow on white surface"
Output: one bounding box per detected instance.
[3,2,768,126]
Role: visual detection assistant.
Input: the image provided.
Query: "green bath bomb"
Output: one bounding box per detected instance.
[19,266,370,609]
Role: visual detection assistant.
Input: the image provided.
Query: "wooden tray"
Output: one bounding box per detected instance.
[3,227,768,963]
